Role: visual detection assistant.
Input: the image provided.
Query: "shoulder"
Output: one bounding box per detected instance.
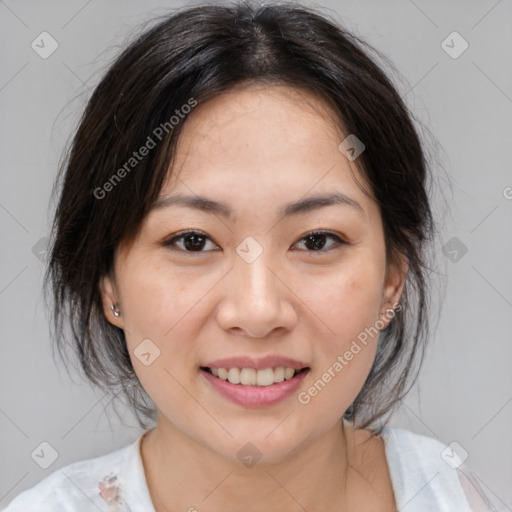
[1,438,138,512]
[379,427,497,511]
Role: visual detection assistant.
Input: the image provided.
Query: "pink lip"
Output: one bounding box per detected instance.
[200,368,310,407]
[201,355,309,371]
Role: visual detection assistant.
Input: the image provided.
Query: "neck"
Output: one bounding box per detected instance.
[141,417,353,512]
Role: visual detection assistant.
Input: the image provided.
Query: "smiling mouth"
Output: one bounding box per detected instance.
[200,366,310,387]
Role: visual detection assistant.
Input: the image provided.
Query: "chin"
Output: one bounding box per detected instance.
[210,421,311,466]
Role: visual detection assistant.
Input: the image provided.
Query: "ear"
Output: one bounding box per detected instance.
[379,252,409,327]
[99,273,124,329]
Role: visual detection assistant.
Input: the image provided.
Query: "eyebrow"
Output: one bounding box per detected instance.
[151,191,364,219]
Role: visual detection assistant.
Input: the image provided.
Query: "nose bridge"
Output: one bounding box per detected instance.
[222,237,294,328]
[232,240,280,306]
[215,235,297,337]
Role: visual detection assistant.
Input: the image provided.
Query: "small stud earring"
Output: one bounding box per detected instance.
[111,304,120,317]
[379,308,396,320]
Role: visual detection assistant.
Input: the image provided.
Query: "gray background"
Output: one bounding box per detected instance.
[1,0,511,508]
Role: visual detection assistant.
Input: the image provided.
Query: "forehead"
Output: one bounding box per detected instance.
[166,85,366,186]
[154,84,375,221]
[172,83,344,166]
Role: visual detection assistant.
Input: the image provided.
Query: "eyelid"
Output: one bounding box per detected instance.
[162,229,349,254]
[292,230,349,249]
[163,229,219,253]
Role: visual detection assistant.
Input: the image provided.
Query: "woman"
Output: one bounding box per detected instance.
[3,1,499,511]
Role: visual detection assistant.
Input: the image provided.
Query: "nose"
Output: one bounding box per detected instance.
[215,248,298,338]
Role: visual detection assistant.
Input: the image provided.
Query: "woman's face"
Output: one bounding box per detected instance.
[100,84,406,463]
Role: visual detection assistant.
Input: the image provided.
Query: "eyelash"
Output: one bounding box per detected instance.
[162,229,348,255]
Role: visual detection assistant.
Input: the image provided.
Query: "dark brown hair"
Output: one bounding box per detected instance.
[45,0,436,431]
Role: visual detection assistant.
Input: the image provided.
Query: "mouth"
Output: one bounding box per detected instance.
[199,364,311,407]
[200,366,310,387]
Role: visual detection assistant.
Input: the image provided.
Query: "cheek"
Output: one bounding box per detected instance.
[299,256,385,400]
[116,254,202,337]
[115,255,208,379]
[115,261,201,423]
[305,259,384,341]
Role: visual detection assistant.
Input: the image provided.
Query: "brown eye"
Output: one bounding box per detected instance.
[163,230,218,253]
[293,231,347,252]
[163,229,347,255]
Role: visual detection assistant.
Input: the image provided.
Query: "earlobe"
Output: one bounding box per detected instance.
[99,274,123,328]
[381,253,409,325]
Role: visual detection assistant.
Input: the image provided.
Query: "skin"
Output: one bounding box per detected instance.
[100,83,407,512]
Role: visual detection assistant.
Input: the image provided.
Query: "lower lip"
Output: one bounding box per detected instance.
[200,368,309,407]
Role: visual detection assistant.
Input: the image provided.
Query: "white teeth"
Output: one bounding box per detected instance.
[227,367,240,384]
[273,366,285,383]
[256,368,274,386]
[208,366,304,386]
[240,368,256,385]
[284,367,295,380]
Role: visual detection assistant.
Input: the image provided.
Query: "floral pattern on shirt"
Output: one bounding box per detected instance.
[98,472,122,512]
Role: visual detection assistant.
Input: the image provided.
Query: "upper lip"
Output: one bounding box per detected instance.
[201,356,310,371]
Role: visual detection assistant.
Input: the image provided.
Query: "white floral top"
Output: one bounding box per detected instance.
[2,427,504,511]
